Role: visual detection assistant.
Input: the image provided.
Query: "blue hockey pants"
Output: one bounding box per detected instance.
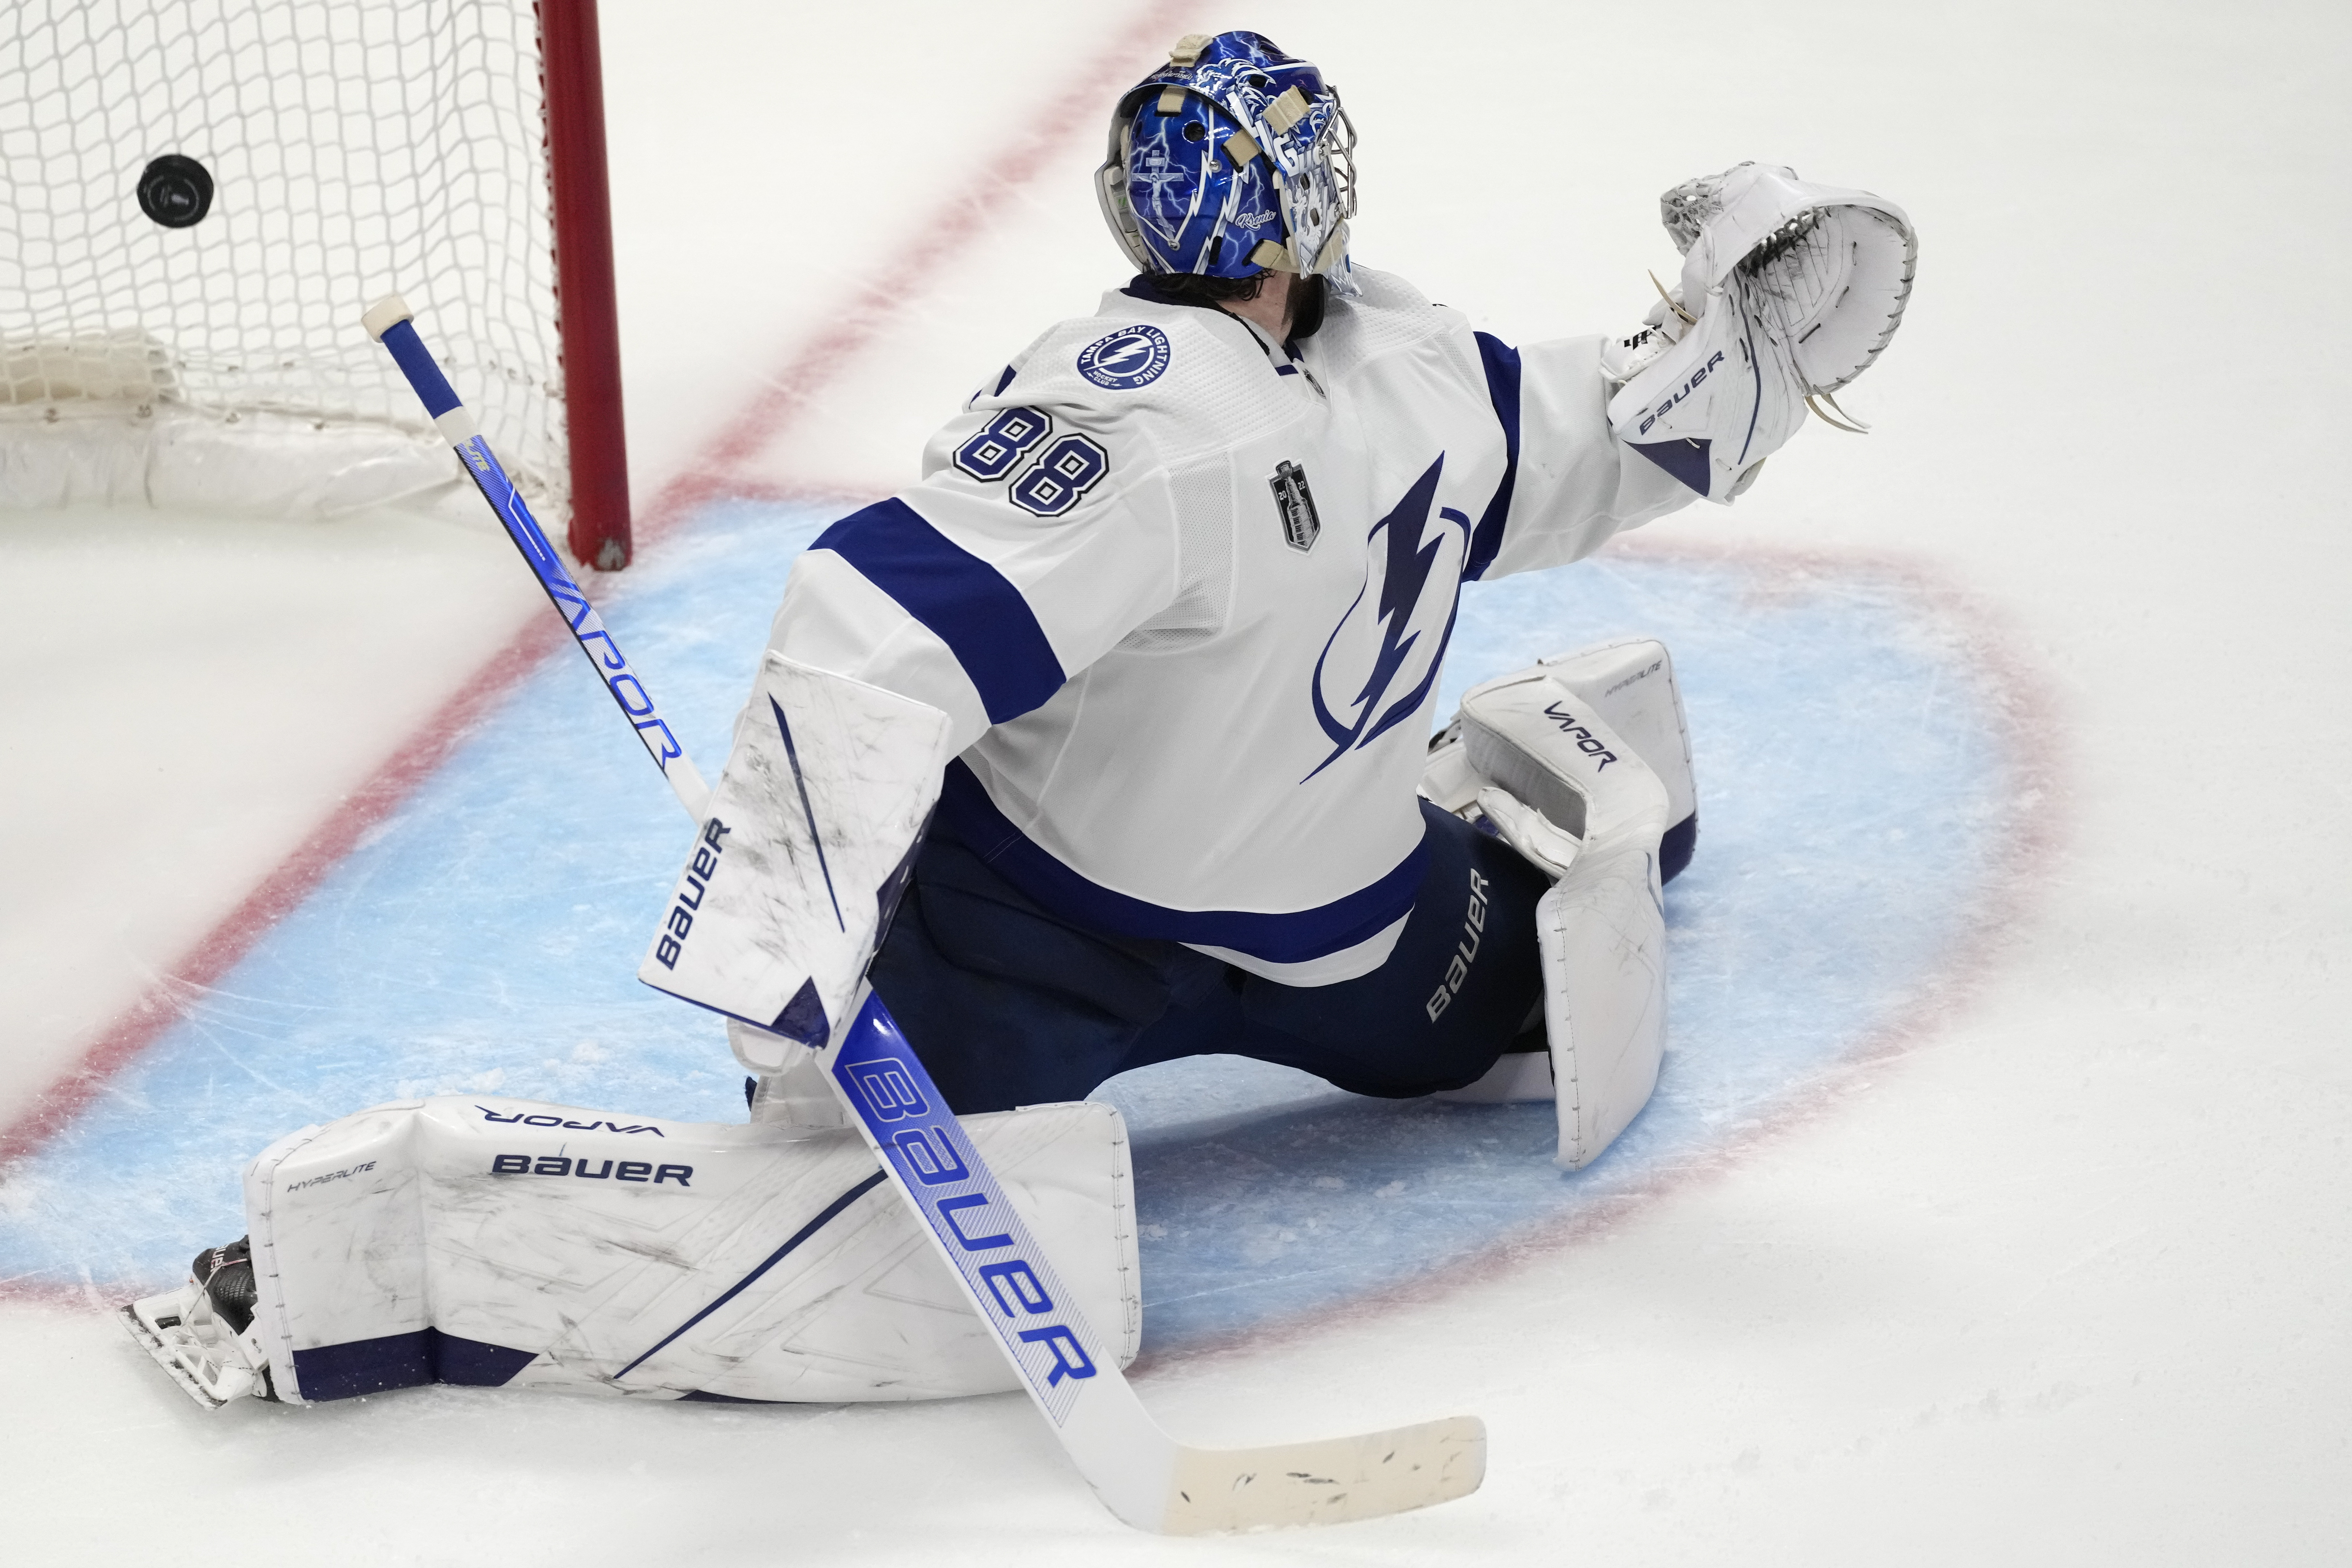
[866,802,1553,1114]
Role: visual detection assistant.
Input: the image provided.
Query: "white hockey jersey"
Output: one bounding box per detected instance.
[766,267,1693,985]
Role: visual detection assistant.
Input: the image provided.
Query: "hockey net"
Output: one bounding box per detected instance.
[0,0,622,557]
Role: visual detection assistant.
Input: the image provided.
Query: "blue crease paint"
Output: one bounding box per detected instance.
[0,503,2006,1367]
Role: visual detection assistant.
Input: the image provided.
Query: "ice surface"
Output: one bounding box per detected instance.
[6,0,2350,1560]
[0,505,543,1116]
[1114,549,2012,1351]
[0,501,2009,1373]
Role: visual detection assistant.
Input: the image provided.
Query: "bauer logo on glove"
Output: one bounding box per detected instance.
[1636,350,1728,437]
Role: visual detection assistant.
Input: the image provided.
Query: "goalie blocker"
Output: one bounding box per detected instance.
[637,650,952,1068]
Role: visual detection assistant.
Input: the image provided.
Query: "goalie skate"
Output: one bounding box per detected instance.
[120,1239,276,1410]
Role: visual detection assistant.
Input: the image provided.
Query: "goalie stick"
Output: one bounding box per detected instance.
[365,297,1484,1534]
[359,297,709,822]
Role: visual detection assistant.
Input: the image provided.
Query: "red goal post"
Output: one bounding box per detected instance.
[540,0,629,569]
[0,0,635,569]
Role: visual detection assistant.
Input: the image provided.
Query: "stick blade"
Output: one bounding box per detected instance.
[1159,1414,1486,1535]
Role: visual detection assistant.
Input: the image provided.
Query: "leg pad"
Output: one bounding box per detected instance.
[233,1095,1137,1404]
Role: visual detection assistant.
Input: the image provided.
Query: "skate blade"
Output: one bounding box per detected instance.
[118,1292,243,1410]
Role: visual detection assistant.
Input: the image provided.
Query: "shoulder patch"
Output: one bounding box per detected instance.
[1076,325,1172,389]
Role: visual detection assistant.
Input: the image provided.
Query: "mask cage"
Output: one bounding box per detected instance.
[1096,67,1359,284]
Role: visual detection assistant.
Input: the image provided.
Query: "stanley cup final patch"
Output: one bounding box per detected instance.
[1269,460,1320,552]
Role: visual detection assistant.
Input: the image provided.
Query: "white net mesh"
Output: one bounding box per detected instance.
[0,0,565,517]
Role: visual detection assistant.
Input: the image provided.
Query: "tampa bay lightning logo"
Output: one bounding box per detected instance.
[1077,326,1172,389]
[1305,456,1472,780]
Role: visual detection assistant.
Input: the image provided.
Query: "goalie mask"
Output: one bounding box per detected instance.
[1096,31,1358,290]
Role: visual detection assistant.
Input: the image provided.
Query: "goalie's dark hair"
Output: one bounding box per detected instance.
[1151,271,1269,305]
[1127,271,1328,338]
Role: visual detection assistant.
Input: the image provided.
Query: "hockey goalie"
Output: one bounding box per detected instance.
[128,30,1913,1413]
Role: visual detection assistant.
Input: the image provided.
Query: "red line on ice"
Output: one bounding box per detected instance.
[0,619,552,1180]
[0,0,1193,1183]
[630,0,1200,541]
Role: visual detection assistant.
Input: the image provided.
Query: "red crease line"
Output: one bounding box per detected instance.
[0,0,1190,1183]
[0,616,566,1170]
[630,0,1201,541]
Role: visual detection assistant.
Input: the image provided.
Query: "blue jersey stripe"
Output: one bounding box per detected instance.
[1465,331,1522,581]
[813,498,1067,722]
[937,761,1426,965]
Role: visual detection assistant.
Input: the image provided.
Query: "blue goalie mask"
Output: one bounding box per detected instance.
[1096,31,1358,291]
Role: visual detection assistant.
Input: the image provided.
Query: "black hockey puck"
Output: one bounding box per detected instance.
[137,154,214,228]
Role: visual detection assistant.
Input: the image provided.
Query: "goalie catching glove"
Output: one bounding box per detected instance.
[1603,162,1917,503]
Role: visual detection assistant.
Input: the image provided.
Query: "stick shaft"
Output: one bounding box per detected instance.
[814,983,1173,1526]
[369,299,1164,1517]
[364,297,1478,1532]
[371,307,707,820]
